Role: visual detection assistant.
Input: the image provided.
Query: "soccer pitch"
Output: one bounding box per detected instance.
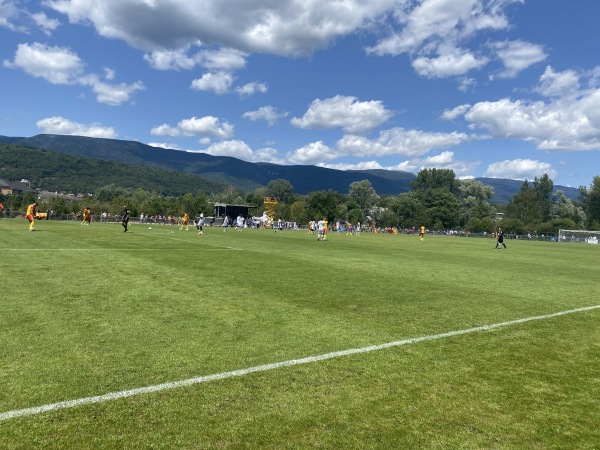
[1,220,599,449]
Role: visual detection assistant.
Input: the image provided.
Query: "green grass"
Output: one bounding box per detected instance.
[1,219,599,449]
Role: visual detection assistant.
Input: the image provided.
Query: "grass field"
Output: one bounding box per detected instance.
[1,219,599,449]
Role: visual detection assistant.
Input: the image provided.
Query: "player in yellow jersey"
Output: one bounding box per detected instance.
[420,225,425,241]
[180,212,189,230]
[26,202,38,231]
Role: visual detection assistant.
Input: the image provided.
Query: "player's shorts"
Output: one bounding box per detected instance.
[26,214,34,223]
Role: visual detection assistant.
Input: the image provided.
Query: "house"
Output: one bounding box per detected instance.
[0,179,32,195]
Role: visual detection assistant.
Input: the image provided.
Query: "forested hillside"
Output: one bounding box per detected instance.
[0,144,226,196]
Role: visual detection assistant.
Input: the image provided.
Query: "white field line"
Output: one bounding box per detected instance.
[1,304,599,422]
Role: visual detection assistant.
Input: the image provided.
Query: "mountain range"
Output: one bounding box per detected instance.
[0,134,581,203]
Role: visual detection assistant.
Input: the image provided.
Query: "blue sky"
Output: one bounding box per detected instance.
[1,0,600,189]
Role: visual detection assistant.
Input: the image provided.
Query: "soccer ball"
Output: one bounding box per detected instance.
[148,227,152,229]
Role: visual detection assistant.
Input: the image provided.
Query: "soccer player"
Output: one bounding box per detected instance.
[495,227,507,249]
[26,201,38,231]
[0,202,3,219]
[222,215,229,231]
[356,221,361,237]
[419,225,425,241]
[180,212,189,230]
[121,206,130,232]
[317,218,324,240]
[196,212,205,235]
[81,207,92,225]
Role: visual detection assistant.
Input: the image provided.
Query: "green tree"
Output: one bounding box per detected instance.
[552,190,586,227]
[411,168,460,194]
[306,190,340,222]
[266,179,295,205]
[348,180,379,220]
[458,179,495,226]
[579,176,600,229]
[505,180,541,229]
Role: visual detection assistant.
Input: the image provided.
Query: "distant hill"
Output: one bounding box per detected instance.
[0,143,226,196]
[0,134,415,195]
[0,134,582,202]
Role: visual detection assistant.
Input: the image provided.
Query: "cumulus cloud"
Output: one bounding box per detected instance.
[444,66,600,151]
[190,71,234,94]
[36,116,117,138]
[291,95,393,134]
[0,0,27,32]
[490,40,547,78]
[151,116,234,139]
[30,11,60,35]
[335,128,470,158]
[45,0,393,57]
[287,127,470,165]
[485,159,557,180]
[3,42,144,105]
[147,142,183,150]
[318,151,478,178]
[287,141,333,165]
[144,46,247,71]
[235,82,267,97]
[366,0,524,78]
[3,42,84,84]
[243,106,288,126]
[195,140,284,164]
[412,46,488,78]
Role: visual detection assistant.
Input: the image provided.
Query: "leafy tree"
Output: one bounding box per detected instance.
[458,179,495,226]
[505,180,541,228]
[348,180,379,220]
[579,176,600,230]
[533,173,553,223]
[305,190,340,222]
[552,190,585,227]
[411,168,460,194]
[499,218,526,234]
[267,179,295,205]
[290,201,308,225]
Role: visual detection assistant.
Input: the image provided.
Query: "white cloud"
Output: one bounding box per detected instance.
[318,151,478,177]
[490,40,547,78]
[3,42,144,105]
[366,0,522,79]
[446,66,600,151]
[3,42,84,84]
[420,151,480,177]
[485,159,557,180]
[144,47,199,71]
[286,127,470,165]
[198,48,247,71]
[412,46,488,78]
[287,141,333,165]
[45,0,394,57]
[235,81,267,97]
[30,11,60,35]
[197,140,283,163]
[147,142,182,150]
[36,116,117,138]
[335,128,470,158]
[291,95,393,134]
[144,46,247,71]
[536,66,580,98]
[0,0,27,32]
[88,79,145,106]
[190,71,234,94]
[441,104,471,121]
[151,116,234,139]
[243,106,287,126]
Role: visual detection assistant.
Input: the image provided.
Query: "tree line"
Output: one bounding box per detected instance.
[2,169,599,234]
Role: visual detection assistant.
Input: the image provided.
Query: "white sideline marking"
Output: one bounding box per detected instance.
[1,304,599,422]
